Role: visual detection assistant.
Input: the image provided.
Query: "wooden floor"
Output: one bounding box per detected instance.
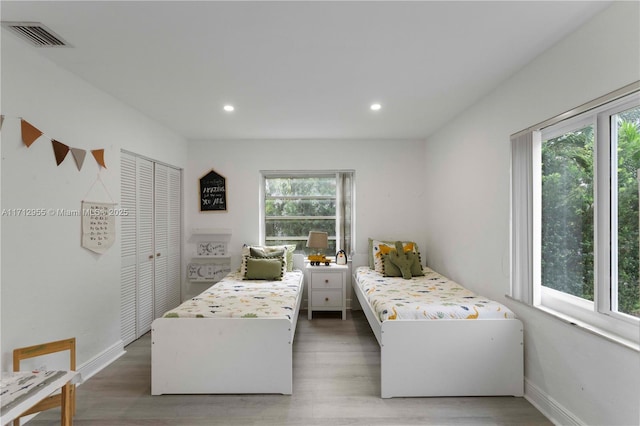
[30,310,551,425]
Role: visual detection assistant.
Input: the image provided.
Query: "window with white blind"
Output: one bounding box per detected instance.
[511,84,640,347]
[260,171,354,257]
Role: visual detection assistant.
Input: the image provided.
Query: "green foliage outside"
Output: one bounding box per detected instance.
[265,176,337,254]
[541,107,640,317]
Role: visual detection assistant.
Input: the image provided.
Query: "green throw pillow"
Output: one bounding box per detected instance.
[386,241,424,279]
[254,245,296,271]
[381,241,424,278]
[369,237,420,270]
[407,251,425,277]
[250,247,285,258]
[382,254,403,277]
[244,257,284,280]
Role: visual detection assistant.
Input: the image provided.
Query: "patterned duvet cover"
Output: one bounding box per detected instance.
[355,266,516,322]
[163,270,303,320]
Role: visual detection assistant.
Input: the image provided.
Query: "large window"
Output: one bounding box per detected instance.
[261,171,354,256]
[540,117,595,302]
[512,85,640,346]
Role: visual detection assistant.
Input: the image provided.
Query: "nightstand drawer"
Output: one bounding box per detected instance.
[311,272,343,289]
[311,290,343,308]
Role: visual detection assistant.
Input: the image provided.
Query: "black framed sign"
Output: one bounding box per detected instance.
[199,169,227,212]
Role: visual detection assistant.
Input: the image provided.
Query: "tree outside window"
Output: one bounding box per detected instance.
[263,172,354,256]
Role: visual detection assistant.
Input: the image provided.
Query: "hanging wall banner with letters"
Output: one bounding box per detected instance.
[81,201,116,254]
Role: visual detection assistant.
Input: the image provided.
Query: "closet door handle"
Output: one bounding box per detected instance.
[156,253,161,257]
[148,255,154,260]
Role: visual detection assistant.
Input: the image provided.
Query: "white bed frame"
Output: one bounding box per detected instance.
[151,254,305,395]
[352,259,524,399]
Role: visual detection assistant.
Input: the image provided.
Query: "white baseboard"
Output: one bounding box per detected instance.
[525,378,585,426]
[76,339,126,384]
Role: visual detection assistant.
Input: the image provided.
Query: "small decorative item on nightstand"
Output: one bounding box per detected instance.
[306,231,330,266]
[336,250,347,265]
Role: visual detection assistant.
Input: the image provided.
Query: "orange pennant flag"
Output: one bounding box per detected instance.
[92,149,107,168]
[21,119,43,147]
[70,148,87,171]
[52,140,70,166]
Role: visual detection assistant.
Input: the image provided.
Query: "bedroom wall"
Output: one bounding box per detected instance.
[0,35,187,374]
[185,139,427,300]
[422,2,639,425]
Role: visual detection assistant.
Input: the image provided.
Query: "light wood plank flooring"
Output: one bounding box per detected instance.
[30,310,551,425]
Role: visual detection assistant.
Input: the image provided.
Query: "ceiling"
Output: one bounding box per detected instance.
[1,1,611,140]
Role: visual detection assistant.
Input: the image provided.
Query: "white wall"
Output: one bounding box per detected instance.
[0,35,187,374]
[423,2,640,425]
[185,139,427,299]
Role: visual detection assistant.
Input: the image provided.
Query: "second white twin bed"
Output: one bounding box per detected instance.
[352,264,523,398]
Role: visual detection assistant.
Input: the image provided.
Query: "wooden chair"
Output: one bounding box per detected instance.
[12,338,76,426]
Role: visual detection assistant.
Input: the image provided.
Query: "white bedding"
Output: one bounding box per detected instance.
[162,270,303,320]
[355,266,516,321]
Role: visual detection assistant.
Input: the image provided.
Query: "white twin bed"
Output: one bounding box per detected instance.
[151,244,523,398]
[352,263,524,398]
[151,254,304,395]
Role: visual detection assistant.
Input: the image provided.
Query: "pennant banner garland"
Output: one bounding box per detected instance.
[92,149,107,169]
[52,140,70,166]
[71,148,87,171]
[4,116,108,170]
[21,119,43,147]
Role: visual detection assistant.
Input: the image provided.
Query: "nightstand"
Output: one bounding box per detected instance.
[306,262,349,320]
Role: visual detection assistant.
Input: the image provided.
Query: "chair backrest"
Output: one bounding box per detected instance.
[13,337,76,372]
[12,338,76,426]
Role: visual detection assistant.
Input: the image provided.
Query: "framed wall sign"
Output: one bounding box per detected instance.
[199,169,227,212]
[197,241,227,256]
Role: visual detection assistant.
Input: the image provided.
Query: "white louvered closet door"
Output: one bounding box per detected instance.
[153,164,182,318]
[153,164,170,318]
[166,166,182,311]
[120,152,182,346]
[120,153,138,346]
[136,157,155,336]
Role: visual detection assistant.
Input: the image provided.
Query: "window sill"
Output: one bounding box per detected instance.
[506,295,639,353]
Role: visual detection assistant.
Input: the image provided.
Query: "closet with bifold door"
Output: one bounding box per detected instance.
[120,151,182,346]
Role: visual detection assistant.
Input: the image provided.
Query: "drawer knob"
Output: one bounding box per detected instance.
[325,297,329,302]
[325,279,329,284]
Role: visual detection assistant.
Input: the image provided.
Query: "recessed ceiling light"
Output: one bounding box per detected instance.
[370,103,381,111]
[223,105,234,112]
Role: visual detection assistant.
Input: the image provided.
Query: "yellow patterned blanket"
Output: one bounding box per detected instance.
[355,266,516,321]
[163,270,303,320]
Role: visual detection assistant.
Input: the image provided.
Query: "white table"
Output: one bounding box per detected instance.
[306,263,349,320]
[1,370,77,426]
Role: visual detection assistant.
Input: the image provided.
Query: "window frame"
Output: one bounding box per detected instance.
[259,170,355,256]
[595,96,640,326]
[511,83,640,349]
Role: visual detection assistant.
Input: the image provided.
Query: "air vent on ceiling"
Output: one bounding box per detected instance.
[1,21,70,47]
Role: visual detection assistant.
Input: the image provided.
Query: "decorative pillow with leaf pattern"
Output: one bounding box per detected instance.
[372,239,419,273]
[382,241,424,279]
